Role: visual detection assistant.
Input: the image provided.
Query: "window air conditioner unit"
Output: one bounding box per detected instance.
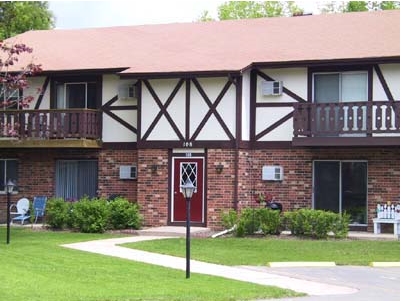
[261,80,283,96]
[262,165,284,181]
[119,165,137,180]
[118,84,137,100]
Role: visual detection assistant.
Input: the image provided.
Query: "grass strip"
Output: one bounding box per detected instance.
[0,227,300,301]
[125,236,400,266]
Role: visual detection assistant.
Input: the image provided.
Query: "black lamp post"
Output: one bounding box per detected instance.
[181,178,195,279]
[6,179,16,244]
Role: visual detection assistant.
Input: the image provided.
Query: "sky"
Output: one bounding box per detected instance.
[48,0,319,29]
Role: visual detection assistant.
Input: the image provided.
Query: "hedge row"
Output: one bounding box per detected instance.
[46,196,143,233]
[221,208,349,239]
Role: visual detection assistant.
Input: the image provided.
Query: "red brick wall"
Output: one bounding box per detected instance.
[0,148,138,222]
[97,149,138,201]
[236,147,399,231]
[206,149,237,229]
[136,149,169,227]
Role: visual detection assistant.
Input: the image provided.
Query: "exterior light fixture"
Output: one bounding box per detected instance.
[216,164,224,174]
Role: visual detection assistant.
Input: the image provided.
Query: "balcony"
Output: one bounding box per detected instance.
[0,109,102,148]
[293,101,400,146]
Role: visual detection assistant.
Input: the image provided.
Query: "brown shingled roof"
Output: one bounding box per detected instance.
[6,10,400,75]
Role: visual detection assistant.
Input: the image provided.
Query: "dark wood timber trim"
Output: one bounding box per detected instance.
[255,112,293,141]
[102,95,138,134]
[185,79,191,140]
[103,109,137,134]
[252,141,293,149]
[34,76,50,109]
[137,80,142,142]
[138,140,237,149]
[247,56,400,71]
[256,102,298,108]
[142,79,185,141]
[102,142,137,150]
[234,75,242,211]
[119,70,241,80]
[41,68,127,76]
[292,137,400,147]
[191,78,235,141]
[250,69,257,146]
[374,64,395,101]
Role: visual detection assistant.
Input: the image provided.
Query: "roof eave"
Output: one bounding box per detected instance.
[246,56,400,71]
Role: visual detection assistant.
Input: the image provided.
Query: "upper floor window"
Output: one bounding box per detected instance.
[0,85,21,110]
[0,159,18,193]
[56,82,97,109]
[52,76,101,110]
[313,71,368,103]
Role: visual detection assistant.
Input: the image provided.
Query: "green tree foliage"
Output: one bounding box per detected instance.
[319,1,400,13]
[0,1,54,39]
[199,1,303,21]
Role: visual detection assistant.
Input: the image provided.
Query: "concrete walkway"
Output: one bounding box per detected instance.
[62,235,358,297]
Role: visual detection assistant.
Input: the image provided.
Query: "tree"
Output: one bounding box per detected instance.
[199,1,303,21]
[0,43,42,110]
[319,1,400,13]
[0,2,54,39]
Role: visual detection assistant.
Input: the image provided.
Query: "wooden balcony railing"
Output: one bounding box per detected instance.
[293,101,400,138]
[0,109,102,140]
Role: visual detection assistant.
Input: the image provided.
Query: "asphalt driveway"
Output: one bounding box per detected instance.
[246,266,400,301]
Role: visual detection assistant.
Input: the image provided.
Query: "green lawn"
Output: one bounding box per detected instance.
[0,227,300,301]
[125,236,401,266]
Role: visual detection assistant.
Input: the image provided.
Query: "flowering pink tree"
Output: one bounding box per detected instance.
[0,42,42,108]
[0,43,42,136]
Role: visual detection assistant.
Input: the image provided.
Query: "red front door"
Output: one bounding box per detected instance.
[172,157,204,224]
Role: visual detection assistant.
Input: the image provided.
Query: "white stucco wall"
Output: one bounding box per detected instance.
[25,76,48,109]
[255,68,307,141]
[102,74,137,142]
[373,64,400,101]
[141,77,236,141]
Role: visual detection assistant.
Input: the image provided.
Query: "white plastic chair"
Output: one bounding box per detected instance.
[10,198,30,224]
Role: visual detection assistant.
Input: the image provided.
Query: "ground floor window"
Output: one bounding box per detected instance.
[313,160,367,225]
[55,160,98,200]
[0,159,18,192]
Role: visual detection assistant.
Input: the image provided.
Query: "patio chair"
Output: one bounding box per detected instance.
[10,198,30,224]
[32,196,47,224]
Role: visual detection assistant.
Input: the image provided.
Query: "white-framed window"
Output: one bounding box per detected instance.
[313,71,368,103]
[56,82,97,109]
[0,159,18,193]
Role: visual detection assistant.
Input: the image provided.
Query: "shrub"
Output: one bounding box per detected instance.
[222,208,281,237]
[283,209,349,239]
[46,197,70,229]
[70,197,109,233]
[256,209,281,235]
[108,197,142,230]
[221,209,238,229]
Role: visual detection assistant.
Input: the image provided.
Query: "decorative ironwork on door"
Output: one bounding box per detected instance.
[180,162,197,194]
